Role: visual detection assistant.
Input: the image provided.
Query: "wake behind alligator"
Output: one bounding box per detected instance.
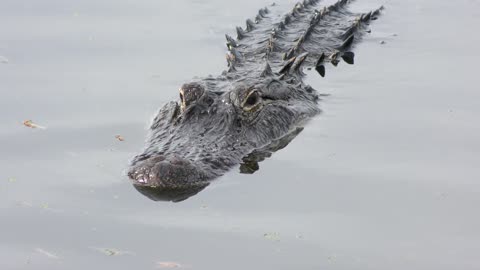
[128,0,383,202]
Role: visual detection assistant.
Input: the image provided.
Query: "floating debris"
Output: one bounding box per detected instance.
[35,248,59,259]
[39,203,64,213]
[156,261,182,268]
[91,247,133,256]
[438,192,448,199]
[327,254,337,263]
[0,56,8,64]
[263,232,280,241]
[16,201,33,207]
[23,120,46,129]
[115,135,125,141]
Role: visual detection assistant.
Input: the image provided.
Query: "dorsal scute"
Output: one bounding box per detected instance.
[223,0,383,77]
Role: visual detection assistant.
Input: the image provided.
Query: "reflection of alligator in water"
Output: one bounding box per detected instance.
[128,0,383,202]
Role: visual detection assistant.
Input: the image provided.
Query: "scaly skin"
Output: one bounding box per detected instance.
[128,0,383,201]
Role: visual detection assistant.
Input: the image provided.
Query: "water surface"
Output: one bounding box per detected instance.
[1,0,479,269]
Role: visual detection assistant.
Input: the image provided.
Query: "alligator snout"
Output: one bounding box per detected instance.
[128,155,208,188]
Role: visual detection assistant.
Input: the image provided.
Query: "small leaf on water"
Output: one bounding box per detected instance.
[0,55,8,64]
[7,177,17,183]
[263,232,280,241]
[295,233,304,239]
[156,261,182,268]
[91,247,133,256]
[16,201,33,207]
[115,135,125,141]
[35,248,59,259]
[23,120,46,129]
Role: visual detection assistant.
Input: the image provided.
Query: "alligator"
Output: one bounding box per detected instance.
[128,0,383,202]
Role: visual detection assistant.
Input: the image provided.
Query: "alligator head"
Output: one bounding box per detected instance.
[128,78,320,196]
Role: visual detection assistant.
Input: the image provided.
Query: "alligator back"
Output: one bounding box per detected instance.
[226,0,383,78]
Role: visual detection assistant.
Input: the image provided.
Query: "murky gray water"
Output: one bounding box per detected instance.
[1,0,479,269]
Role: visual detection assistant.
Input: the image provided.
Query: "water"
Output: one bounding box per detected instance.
[1,0,479,269]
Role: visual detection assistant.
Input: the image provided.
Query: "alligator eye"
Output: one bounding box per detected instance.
[242,91,261,111]
[245,93,258,106]
[179,92,184,103]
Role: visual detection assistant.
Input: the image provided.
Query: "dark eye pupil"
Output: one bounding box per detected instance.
[245,94,257,106]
